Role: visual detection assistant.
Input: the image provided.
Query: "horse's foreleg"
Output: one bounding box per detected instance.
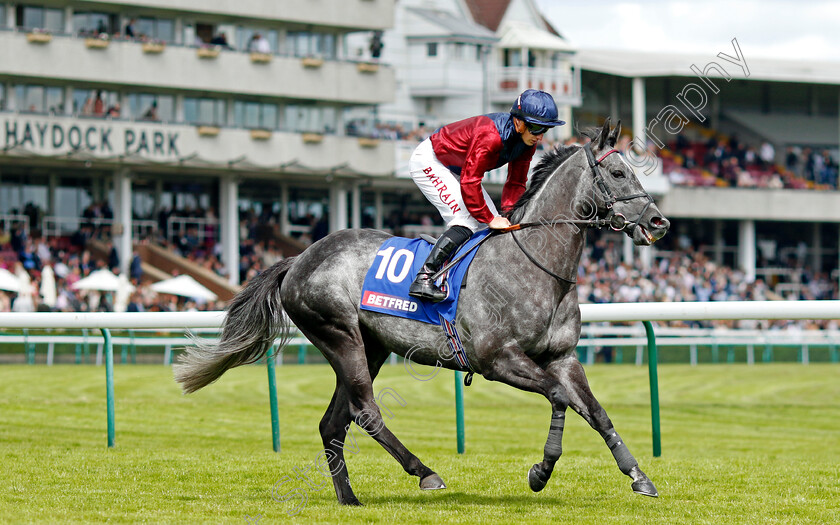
[548,356,658,497]
[483,346,570,492]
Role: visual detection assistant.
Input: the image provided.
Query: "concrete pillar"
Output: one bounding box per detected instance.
[374,190,384,230]
[173,18,183,45]
[713,219,725,266]
[632,77,646,149]
[711,93,720,133]
[622,235,634,266]
[47,174,58,215]
[6,6,14,28]
[738,219,756,282]
[351,183,361,229]
[812,223,822,272]
[175,94,185,123]
[113,169,133,275]
[640,245,653,270]
[63,6,73,34]
[332,183,348,232]
[280,183,290,236]
[6,81,16,111]
[610,76,619,121]
[219,176,240,286]
[63,86,73,115]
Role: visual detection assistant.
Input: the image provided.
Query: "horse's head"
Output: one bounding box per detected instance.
[579,119,670,246]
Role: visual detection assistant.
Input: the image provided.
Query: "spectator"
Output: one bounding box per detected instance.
[248,33,271,54]
[369,30,384,59]
[142,100,159,121]
[125,18,136,39]
[93,91,105,117]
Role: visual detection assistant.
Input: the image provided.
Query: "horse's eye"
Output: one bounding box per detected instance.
[611,170,626,179]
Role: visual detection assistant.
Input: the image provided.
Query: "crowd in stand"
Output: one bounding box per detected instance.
[665,132,838,191]
[577,233,838,330]
[1,201,837,335]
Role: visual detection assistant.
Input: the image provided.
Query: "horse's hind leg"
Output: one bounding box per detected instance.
[315,333,443,506]
[548,356,658,497]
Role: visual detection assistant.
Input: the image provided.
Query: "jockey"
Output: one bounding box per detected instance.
[408,89,566,302]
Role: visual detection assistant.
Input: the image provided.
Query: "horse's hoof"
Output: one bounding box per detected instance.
[528,464,549,492]
[631,479,659,497]
[419,473,446,490]
[340,497,363,506]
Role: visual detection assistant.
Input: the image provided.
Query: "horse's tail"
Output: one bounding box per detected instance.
[174,257,296,394]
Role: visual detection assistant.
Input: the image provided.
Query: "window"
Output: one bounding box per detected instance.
[234,101,278,129]
[17,5,64,32]
[136,17,175,43]
[127,93,174,122]
[503,49,522,67]
[184,97,226,126]
[73,12,117,36]
[426,42,437,57]
[0,6,6,28]
[284,105,335,133]
[452,43,464,60]
[72,89,119,117]
[287,31,336,58]
[15,85,64,114]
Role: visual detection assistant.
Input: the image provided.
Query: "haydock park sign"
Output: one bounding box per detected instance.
[2,114,181,159]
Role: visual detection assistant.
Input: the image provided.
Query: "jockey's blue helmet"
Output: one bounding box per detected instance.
[509,89,565,127]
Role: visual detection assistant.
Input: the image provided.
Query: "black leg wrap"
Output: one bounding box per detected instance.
[543,412,565,460]
[604,427,637,475]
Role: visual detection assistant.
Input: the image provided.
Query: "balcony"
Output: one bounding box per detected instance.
[0,112,396,177]
[97,0,393,30]
[0,30,395,105]
[489,66,581,107]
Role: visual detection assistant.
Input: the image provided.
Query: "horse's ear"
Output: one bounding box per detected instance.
[597,118,611,150]
[607,120,622,148]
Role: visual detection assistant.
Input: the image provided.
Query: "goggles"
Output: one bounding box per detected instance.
[523,122,550,135]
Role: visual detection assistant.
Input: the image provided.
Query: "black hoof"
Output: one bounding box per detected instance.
[419,473,446,490]
[339,497,363,506]
[631,479,659,497]
[528,464,549,492]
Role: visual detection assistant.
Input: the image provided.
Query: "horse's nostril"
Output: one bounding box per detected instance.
[650,216,668,229]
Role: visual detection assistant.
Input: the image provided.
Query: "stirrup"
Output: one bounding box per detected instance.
[408,274,447,302]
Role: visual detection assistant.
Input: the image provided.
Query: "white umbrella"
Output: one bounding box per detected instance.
[151,275,218,301]
[114,273,133,313]
[72,269,125,292]
[0,268,22,292]
[40,265,57,307]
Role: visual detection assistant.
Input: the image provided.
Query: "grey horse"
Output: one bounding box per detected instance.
[175,119,670,505]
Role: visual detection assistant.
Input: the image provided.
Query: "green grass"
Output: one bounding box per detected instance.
[1,363,839,524]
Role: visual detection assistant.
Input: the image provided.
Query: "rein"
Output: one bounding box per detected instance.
[430,143,655,284]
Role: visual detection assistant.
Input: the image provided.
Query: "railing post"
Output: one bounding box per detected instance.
[266,347,281,452]
[642,321,661,457]
[102,328,115,448]
[454,371,465,454]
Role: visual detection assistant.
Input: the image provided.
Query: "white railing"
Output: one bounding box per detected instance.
[166,216,219,245]
[42,216,157,239]
[2,301,838,452]
[0,214,30,235]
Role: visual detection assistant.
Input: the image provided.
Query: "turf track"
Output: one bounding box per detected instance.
[1,363,838,524]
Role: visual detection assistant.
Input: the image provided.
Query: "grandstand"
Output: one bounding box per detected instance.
[0,0,837,315]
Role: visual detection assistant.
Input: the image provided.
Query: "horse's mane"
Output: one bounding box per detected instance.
[506,143,580,222]
[506,127,604,223]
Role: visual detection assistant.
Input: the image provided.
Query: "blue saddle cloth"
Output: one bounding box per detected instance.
[359,230,491,325]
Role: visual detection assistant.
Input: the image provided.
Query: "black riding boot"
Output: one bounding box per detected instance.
[409,226,471,303]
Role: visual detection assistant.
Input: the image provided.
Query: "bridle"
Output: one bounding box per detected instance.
[431,143,656,284]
